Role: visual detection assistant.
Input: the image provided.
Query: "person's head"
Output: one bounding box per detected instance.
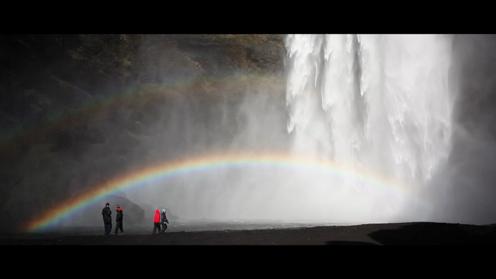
[105,203,110,207]
[162,209,166,213]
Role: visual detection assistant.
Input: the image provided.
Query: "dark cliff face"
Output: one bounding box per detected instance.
[450,35,496,137]
[0,35,286,232]
[0,35,285,132]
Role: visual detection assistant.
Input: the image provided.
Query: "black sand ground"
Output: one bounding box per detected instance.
[2,222,496,245]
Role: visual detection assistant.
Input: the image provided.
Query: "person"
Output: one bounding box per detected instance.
[114,205,124,235]
[160,209,169,233]
[152,208,161,234]
[101,202,112,236]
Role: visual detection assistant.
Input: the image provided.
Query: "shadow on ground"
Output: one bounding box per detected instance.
[367,223,496,245]
[326,241,377,245]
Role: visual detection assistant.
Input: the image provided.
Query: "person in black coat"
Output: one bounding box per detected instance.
[114,205,124,235]
[160,209,169,233]
[101,202,112,236]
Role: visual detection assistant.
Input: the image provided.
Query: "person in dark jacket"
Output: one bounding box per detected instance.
[114,205,124,235]
[160,209,169,233]
[102,202,112,236]
[152,208,161,234]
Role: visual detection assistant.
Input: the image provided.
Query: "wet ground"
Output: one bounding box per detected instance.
[2,222,496,245]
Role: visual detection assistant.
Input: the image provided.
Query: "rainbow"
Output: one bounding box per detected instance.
[0,72,282,153]
[24,152,406,232]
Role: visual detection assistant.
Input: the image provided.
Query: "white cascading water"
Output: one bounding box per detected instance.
[285,35,454,222]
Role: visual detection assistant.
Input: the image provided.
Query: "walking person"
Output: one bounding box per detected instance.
[114,205,124,235]
[160,209,169,233]
[152,208,161,234]
[102,202,112,236]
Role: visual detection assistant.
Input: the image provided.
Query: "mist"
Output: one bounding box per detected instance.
[421,35,496,224]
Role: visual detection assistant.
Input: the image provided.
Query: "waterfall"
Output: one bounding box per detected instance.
[285,35,454,221]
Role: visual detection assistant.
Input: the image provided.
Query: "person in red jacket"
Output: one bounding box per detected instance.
[152,208,161,234]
